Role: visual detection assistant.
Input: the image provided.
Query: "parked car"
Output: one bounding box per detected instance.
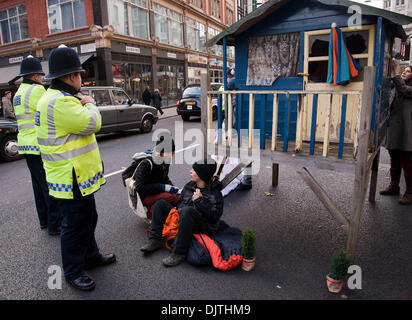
[0,119,22,162]
[80,87,158,134]
[176,83,222,121]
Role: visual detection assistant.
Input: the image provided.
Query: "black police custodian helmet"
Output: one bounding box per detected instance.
[18,55,45,77]
[45,44,85,80]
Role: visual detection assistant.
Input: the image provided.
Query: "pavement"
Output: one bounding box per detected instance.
[0,114,411,302]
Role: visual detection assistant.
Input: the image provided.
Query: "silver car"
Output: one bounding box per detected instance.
[80,87,158,134]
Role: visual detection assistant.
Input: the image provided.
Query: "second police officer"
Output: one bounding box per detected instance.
[35,45,116,291]
[13,55,61,235]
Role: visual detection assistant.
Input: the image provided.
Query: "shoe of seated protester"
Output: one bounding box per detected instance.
[140,239,163,253]
[162,253,186,267]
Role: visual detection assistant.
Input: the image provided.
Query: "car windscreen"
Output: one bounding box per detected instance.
[182,87,200,98]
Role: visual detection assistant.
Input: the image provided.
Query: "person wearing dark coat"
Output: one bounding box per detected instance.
[140,157,223,267]
[142,86,152,106]
[152,88,164,115]
[380,61,412,205]
[123,133,180,218]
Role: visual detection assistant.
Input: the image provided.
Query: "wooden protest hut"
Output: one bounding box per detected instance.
[204,0,412,262]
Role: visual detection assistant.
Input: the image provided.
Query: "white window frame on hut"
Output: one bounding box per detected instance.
[301,25,376,144]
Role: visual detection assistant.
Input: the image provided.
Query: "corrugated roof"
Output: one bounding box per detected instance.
[206,0,412,47]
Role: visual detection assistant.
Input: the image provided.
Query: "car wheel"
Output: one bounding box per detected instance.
[181,115,190,121]
[0,134,22,162]
[140,117,153,133]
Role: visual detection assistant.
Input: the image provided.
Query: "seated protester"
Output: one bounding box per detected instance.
[123,132,180,219]
[140,157,223,267]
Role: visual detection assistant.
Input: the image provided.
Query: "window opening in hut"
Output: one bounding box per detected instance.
[307,30,369,83]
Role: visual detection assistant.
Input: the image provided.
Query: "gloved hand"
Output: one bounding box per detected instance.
[163,184,181,194]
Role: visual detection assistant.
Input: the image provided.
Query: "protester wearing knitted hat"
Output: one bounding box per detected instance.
[141,157,224,267]
[192,158,217,184]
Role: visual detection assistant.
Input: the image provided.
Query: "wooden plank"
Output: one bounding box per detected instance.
[271,93,279,151]
[310,94,318,155]
[207,95,213,144]
[297,167,349,234]
[295,93,304,152]
[346,66,376,263]
[220,160,254,189]
[261,94,267,150]
[227,93,233,146]
[338,94,348,159]
[322,94,333,157]
[369,149,380,203]
[248,93,255,149]
[200,70,208,159]
[283,94,291,153]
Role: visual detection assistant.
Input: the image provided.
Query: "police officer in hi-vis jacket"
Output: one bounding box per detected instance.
[13,55,61,235]
[35,45,116,291]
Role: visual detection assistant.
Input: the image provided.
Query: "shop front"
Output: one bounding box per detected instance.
[156,50,185,107]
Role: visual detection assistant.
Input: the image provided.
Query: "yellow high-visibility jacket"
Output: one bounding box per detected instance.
[35,89,105,199]
[13,82,45,155]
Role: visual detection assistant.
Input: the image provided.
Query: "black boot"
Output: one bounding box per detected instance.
[380,169,401,195]
[399,175,412,205]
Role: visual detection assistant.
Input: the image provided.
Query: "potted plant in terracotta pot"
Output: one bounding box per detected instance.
[241,227,256,271]
[327,250,350,293]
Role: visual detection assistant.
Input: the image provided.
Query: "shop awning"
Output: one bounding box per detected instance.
[1,54,94,87]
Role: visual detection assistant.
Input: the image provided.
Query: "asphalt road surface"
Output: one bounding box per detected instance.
[1,113,411,300]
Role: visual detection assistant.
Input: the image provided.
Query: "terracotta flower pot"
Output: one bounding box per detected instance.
[326,274,343,293]
[242,257,255,271]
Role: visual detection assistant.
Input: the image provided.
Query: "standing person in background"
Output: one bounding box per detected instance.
[13,55,61,235]
[142,86,152,106]
[3,91,16,120]
[36,45,116,291]
[152,88,164,115]
[380,60,412,205]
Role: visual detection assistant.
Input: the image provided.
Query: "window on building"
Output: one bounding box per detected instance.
[237,0,246,20]
[154,3,183,47]
[189,0,203,9]
[226,8,233,25]
[208,27,223,56]
[186,18,206,52]
[47,0,87,34]
[211,0,221,20]
[108,0,149,40]
[0,4,28,44]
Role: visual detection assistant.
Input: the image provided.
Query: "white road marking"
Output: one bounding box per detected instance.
[103,143,200,178]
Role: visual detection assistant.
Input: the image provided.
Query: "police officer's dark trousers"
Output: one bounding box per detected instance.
[57,172,101,281]
[25,154,60,231]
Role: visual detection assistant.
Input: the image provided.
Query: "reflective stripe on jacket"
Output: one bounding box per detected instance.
[35,88,105,199]
[13,83,45,155]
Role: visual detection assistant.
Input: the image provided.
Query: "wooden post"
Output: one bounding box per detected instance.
[368,149,380,202]
[228,93,233,146]
[322,94,333,157]
[207,95,213,144]
[298,167,349,234]
[271,93,279,151]
[248,93,255,149]
[272,163,279,187]
[295,94,304,153]
[346,66,376,263]
[200,69,208,160]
